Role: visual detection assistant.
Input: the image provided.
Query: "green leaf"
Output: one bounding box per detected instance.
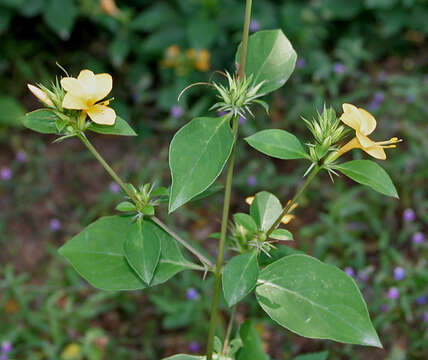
[222,251,259,307]
[270,229,293,241]
[59,216,198,291]
[245,129,307,160]
[250,191,282,232]
[169,116,234,212]
[187,17,218,48]
[116,201,136,212]
[335,160,398,198]
[43,0,78,40]
[191,182,224,202]
[124,221,161,285]
[22,109,58,134]
[0,96,24,127]
[234,213,258,232]
[163,356,205,360]
[294,351,329,360]
[236,29,297,95]
[88,116,137,136]
[237,320,270,360]
[256,254,382,347]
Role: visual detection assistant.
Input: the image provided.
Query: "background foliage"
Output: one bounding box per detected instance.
[1,0,427,359]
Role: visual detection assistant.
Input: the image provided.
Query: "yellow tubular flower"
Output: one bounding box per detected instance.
[336,103,401,160]
[27,84,54,107]
[61,69,116,125]
[245,196,255,205]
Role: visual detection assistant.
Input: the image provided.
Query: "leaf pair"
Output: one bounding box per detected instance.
[59,216,199,291]
[169,29,298,213]
[246,129,398,198]
[23,109,136,136]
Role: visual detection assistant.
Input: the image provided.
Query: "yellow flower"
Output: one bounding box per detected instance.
[161,45,181,68]
[245,196,254,205]
[100,0,120,17]
[61,69,116,125]
[61,343,81,360]
[186,49,210,72]
[27,84,54,107]
[336,103,401,160]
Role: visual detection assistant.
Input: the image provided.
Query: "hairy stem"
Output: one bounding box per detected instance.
[221,305,237,355]
[77,133,213,268]
[206,115,239,359]
[238,0,252,79]
[206,1,252,357]
[152,216,214,268]
[266,165,321,237]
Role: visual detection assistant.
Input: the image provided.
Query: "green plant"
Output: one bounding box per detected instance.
[21,1,403,359]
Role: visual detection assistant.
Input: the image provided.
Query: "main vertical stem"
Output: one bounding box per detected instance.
[206,1,252,358]
[205,116,238,359]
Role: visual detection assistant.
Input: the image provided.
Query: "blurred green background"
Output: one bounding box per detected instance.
[1,0,427,359]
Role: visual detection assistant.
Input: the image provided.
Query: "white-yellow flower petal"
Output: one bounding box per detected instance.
[340,103,361,130]
[93,73,113,102]
[60,77,84,95]
[86,104,116,125]
[77,69,97,100]
[364,145,386,160]
[62,92,88,110]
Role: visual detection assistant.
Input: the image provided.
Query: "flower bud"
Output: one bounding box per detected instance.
[27,84,54,107]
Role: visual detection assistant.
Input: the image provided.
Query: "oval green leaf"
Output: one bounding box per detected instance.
[334,160,398,198]
[124,221,161,285]
[169,116,234,212]
[250,191,282,232]
[236,29,297,95]
[222,251,259,307]
[256,254,382,348]
[245,129,307,160]
[59,216,199,291]
[88,116,137,136]
[22,109,58,134]
[270,228,293,241]
[234,213,258,232]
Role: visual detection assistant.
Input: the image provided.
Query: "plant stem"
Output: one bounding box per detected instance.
[152,216,214,268]
[266,165,321,237]
[205,115,239,360]
[221,305,237,356]
[238,0,252,80]
[77,133,214,268]
[206,1,252,357]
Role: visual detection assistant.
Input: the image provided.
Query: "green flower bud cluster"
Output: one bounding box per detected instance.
[116,183,169,219]
[304,105,348,163]
[210,71,268,118]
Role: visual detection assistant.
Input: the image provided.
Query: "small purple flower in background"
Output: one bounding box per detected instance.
[412,232,424,244]
[393,267,406,281]
[171,105,184,118]
[238,115,246,125]
[357,270,370,282]
[424,74,428,83]
[333,62,345,74]
[249,19,260,33]
[403,208,416,222]
[405,94,415,103]
[1,342,11,354]
[387,287,399,300]
[109,182,121,194]
[344,267,355,277]
[247,175,258,187]
[16,150,27,163]
[0,167,12,181]
[416,295,427,305]
[217,111,228,117]
[186,288,199,300]
[296,57,306,69]
[49,218,62,232]
[424,311,428,324]
[374,92,385,103]
[380,304,388,312]
[189,341,200,353]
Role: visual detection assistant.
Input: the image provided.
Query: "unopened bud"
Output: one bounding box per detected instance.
[27,84,54,107]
